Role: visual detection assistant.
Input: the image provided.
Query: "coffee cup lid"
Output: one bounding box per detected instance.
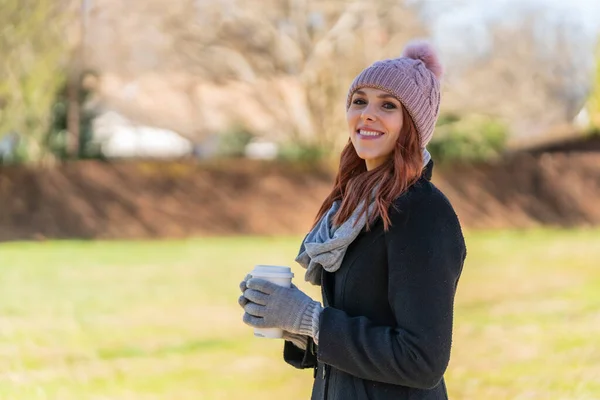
[253,265,291,273]
[251,265,294,278]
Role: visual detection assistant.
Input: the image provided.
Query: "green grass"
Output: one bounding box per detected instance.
[0,230,599,399]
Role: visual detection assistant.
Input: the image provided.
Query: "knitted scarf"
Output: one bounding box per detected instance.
[295,196,376,285]
[295,149,430,286]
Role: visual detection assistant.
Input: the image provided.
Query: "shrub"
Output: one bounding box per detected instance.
[215,125,254,158]
[429,114,508,163]
[277,141,330,163]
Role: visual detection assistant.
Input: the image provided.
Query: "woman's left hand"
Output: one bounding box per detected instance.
[238,274,252,308]
[241,278,319,335]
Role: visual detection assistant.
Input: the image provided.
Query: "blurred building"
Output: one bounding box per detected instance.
[91,111,194,158]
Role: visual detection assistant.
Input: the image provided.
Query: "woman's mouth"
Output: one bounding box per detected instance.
[357,129,384,140]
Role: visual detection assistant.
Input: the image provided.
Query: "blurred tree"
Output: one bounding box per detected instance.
[442,9,595,147]
[85,0,427,156]
[587,39,600,131]
[0,0,74,163]
[184,0,427,151]
[74,0,599,159]
[45,72,100,160]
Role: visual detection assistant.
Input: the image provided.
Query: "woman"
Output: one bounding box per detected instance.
[238,40,466,400]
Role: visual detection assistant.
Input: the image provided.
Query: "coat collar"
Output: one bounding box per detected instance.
[422,159,434,181]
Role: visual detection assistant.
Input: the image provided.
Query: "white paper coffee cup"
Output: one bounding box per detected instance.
[249,265,294,339]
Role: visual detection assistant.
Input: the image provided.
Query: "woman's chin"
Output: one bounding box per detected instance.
[355,150,375,161]
[356,152,385,162]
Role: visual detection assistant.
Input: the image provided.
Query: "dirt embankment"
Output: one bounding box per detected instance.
[1,138,599,241]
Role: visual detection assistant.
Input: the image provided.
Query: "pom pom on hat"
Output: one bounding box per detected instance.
[401,40,443,80]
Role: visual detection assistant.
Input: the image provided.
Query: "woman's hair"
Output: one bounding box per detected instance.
[313,106,423,231]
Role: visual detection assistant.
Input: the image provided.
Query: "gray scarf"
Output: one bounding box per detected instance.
[295,148,431,286]
[295,196,377,285]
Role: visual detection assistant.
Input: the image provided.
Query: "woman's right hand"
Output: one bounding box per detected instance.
[238,274,309,350]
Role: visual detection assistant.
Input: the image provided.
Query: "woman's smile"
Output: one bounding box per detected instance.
[357,128,385,140]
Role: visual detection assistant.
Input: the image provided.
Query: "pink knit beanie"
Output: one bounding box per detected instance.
[346,40,443,148]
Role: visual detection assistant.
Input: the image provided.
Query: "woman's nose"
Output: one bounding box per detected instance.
[360,105,377,122]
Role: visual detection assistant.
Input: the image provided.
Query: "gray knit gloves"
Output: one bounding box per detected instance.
[238,275,322,347]
[282,331,309,350]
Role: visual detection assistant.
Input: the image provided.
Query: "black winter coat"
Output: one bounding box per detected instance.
[284,161,467,400]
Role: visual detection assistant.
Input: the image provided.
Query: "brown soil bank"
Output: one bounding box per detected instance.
[1,140,599,241]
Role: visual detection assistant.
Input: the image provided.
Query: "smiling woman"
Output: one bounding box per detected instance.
[239,40,465,400]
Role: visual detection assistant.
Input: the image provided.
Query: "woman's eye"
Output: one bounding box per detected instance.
[383,102,397,109]
[352,98,366,105]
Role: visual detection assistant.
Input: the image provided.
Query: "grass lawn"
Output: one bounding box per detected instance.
[0,229,599,399]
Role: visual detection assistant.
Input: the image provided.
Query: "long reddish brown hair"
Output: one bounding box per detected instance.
[314,106,423,231]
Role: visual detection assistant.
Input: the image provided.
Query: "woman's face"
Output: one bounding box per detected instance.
[347,87,403,171]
